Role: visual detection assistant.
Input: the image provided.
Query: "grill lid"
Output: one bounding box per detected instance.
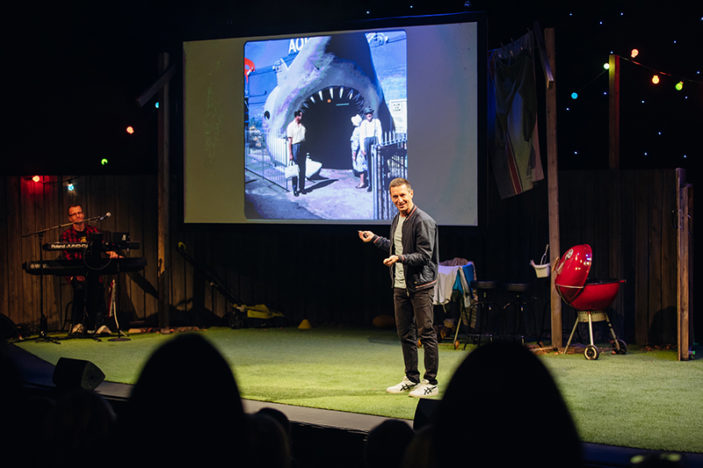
[554,244,592,302]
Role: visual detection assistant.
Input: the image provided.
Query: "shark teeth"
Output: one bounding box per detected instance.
[305,86,365,107]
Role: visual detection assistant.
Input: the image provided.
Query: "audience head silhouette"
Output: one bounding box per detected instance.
[0,341,29,466]
[365,419,414,468]
[433,342,583,468]
[39,387,115,468]
[402,423,436,468]
[247,411,292,468]
[257,406,292,439]
[115,333,247,465]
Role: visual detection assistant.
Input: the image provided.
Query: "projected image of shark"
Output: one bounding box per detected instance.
[259,32,396,170]
[243,30,406,221]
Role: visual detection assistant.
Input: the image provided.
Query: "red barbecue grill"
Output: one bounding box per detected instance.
[554,244,627,360]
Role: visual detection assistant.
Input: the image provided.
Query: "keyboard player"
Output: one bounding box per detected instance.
[61,204,118,336]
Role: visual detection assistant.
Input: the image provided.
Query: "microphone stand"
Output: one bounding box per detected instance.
[108,250,130,342]
[21,221,74,344]
[83,213,110,223]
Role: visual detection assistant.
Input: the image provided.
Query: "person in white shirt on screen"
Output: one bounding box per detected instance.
[358,106,382,192]
[350,114,368,188]
[287,110,306,197]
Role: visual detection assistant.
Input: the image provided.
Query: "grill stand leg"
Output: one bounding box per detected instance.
[563,313,580,354]
[605,314,622,352]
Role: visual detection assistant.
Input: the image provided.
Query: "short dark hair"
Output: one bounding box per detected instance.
[389,178,411,191]
[67,204,83,215]
[293,110,303,117]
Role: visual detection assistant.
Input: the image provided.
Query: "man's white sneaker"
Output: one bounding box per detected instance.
[386,377,419,394]
[409,379,439,398]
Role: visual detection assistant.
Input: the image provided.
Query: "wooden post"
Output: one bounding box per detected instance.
[676,168,692,360]
[608,54,623,318]
[545,28,562,350]
[608,54,620,169]
[157,52,171,332]
[684,183,694,357]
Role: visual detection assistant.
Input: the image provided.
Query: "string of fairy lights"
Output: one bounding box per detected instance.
[27,121,153,192]
[564,51,700,164]
[568,49,702,102]
[560,9,701,167]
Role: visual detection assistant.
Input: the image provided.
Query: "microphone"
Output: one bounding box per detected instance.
[98,212,112,221]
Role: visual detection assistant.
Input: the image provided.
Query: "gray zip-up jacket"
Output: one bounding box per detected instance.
[372,205,439,292]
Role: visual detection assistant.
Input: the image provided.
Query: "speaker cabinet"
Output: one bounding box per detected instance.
[53,357,105,391]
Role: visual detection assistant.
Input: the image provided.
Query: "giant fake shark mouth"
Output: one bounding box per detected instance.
[258,33,395,170]
[296,86,366,169]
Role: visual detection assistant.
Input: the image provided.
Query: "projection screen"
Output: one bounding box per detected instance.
[183,14,483,225]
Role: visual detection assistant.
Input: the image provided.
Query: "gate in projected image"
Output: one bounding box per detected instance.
[245,132,288,191]
[371,132,408,220]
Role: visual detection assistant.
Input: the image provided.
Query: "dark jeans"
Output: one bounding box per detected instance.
[71,276,108,330]
[393,287,438,384]
[291,142,306,192]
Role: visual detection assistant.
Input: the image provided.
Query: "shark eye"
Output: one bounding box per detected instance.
[263,111,270,120]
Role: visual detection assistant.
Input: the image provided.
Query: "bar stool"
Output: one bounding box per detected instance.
[502,283,532,344]
[454,280,498,349]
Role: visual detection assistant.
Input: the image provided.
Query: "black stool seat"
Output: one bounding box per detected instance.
[454,280,499,349]
[501,282,534,343]
[504,282,529,293]
[471,280,498,290]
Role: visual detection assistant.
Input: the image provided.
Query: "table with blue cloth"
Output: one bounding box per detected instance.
[433,262,477,346]
[433,262,476,307]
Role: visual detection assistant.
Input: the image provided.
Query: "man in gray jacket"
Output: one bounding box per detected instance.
[358,178,439,398]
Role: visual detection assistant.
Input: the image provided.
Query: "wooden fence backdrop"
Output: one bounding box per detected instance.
[0,169,690,346]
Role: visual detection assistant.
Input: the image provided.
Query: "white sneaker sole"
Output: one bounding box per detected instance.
[386,384,418,394]
[409,387,438,398]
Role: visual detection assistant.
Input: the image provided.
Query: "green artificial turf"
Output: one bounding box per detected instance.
[13,326,703,453]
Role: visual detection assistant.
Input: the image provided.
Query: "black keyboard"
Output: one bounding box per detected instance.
[23,257,147,275]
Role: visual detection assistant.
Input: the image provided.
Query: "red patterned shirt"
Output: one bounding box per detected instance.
[60,224,100,260]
